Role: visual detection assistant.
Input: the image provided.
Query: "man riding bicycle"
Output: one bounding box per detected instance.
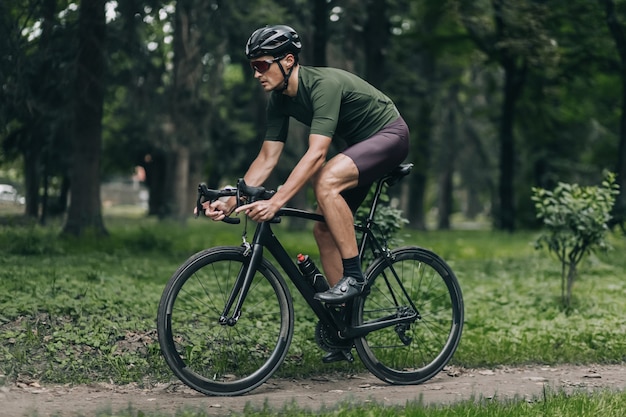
[203,25,409,329]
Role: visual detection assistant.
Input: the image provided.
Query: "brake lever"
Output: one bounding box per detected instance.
[196,183,241,224]
[195,184,206,218]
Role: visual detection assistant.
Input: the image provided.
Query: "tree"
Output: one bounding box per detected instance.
[3,0,623,232]
[163,0,205,222]
[457,0,557,231]
[0,0,75,223]
[385,0,477,230]
[63,0,107,236]
[532,172,619,308]
[600,0,626,228]
[103,1,172,218]
[311,0,329,66]
[363,0,389,89]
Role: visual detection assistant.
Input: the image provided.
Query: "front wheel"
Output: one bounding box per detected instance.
[354,247,464,385]
[157,246,294,396]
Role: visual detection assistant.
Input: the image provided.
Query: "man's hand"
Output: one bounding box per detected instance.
[195,196,236,221]
[235,200,280,222]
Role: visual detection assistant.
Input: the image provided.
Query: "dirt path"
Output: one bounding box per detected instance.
[2,365,625,417]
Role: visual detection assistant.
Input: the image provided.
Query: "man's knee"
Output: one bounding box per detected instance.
[313,173,337,203]
[314,156,358,195]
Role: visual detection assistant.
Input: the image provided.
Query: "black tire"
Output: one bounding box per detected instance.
[354,247,463,385]
[157,246,293,396]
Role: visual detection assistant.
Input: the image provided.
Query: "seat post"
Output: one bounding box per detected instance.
[366,177,387,223]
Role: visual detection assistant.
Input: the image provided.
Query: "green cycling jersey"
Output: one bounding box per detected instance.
[265,66,399,145]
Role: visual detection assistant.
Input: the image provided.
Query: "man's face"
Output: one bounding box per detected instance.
[249,55,285,92]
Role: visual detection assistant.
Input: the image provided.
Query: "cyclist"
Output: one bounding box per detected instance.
[203,25,409,311]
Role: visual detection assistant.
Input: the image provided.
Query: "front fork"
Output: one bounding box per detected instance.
[218,243,263,326]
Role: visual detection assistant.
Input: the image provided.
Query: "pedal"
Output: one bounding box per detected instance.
[322,349,354,364]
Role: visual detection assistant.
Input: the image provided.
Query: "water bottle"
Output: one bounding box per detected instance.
[297,254,330,293]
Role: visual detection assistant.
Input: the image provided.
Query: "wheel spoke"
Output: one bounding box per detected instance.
[157,247,293,396]
[355,247,463,385]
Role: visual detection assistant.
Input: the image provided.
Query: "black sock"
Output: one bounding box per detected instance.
[342,256,364,282]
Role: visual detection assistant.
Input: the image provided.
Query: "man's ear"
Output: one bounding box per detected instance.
[284,53,296,68]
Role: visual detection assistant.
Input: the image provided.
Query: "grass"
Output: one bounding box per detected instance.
[28,390,626,417]
[1,215,625,416]
[249,389,626,416]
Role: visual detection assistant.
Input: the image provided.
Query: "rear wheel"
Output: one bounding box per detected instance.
[157,246,293,396]
[354,247,463,385]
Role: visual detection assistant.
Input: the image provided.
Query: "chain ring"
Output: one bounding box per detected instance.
[314,321,353,352]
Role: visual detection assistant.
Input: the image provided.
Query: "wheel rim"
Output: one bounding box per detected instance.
[355,248,463,383]
[158,248,293,395]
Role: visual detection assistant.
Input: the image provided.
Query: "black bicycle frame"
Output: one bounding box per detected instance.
[219,205,418,341]
[214,163,418,339]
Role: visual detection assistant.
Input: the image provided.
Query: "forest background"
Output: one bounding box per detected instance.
[1,0,625,234]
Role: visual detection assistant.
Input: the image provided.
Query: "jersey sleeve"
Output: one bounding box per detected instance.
[308,78,342,138]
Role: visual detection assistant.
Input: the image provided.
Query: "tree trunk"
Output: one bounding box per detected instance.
[407,100,432,230]
[364,0,388,88]
[496,64,520,232]
[144,150,167,217]
[22,0,57,220]
[617,73,626,227]
[163,0,204,223]
[311,0,328,66]
[62,0,107,236]
[187,148,204,221]
[173,145,190,222]
[160,143,190,221]
[600,0,626,227]
[23,145,41,218]
[437,169,453,230]
[461,0,528,232]
[437,92,459,230]
[492,0,527,232]
[565,262,577,309]
[403,1,447,231]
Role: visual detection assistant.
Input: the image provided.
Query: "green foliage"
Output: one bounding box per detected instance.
[0,226,64,255]
[235,390,626,417]
[355,188,409,249]
[2,219,626,391]
[44,390,626,416]
[41,389,626,416]
[0,223,178,257]
[531,172,620,308]
[3,0,625,230]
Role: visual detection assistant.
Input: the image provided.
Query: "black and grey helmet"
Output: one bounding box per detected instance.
[245,25,302,59]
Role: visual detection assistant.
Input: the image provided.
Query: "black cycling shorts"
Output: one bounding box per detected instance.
[340,116,410,212]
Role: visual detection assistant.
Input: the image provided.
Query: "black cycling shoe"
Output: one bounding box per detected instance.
[314,276,364,304]
[322,350,354,364]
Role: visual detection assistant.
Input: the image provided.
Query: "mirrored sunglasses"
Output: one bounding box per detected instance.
[250,57,281,74]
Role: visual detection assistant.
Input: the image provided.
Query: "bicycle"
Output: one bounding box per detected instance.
[157,163,464,396]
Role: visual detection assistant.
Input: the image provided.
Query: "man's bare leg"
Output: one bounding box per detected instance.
[312,154,366,303]
[313,222,342,287]
[311,154,362,363]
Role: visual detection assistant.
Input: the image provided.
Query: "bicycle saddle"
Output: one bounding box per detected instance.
[384,163,413,186]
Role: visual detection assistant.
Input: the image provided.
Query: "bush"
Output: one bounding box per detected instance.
[531,172,620,308]
[355,188,408,264]
[0,226,64,255]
